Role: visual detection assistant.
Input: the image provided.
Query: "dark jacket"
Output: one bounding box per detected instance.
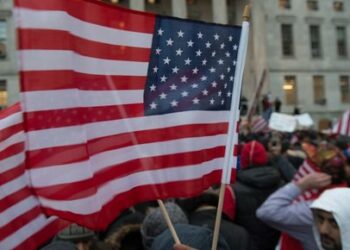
[233,166,282,250]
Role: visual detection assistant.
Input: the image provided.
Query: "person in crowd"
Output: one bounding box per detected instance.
[41,241,77,250]
[177,190,253,250]
[274,97,282,112]
[342,147,350,186]
[152,224,229,250]
[256,146,348,250]
[267,134,297,182]
[103,209,145,250]
[140,202,189,249]
[55,223,113,250]
[233,140,283,250]
[310,187,350,250]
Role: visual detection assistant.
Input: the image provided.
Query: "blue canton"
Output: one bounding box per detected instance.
[144,16,241,115]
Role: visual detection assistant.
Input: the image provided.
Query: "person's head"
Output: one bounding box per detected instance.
[240,140,268,169]
[141,202,188,249]
[56,224,95,250]
[314,146,346,184]
[311,188,350,250]
[151,224,229,250]
[343,148,350,184]
[312,209,341,250]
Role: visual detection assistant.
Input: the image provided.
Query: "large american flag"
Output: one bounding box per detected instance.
[0,103,68,250]
[15,0,242,230]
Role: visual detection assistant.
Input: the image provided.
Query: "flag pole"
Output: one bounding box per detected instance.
[157,199,181,244]
[211,5,250,250]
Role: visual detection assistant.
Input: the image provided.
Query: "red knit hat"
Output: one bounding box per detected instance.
[240,140,268,169]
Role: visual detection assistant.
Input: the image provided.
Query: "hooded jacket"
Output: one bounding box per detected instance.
[310,188,350,250]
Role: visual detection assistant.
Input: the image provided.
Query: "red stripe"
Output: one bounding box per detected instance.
[0,103,20,119]
[0,206,42,241]
[24,104,144,131]
[42,170,222,230]
[337,117,343,133]
[34,146,225,200]
[0,188,31,213]
[15,0,156,33]
[18,29,152,62]
[0,164,25,185]
[0,142,24,161]
[0,123,23,142]
[13,219,69,250]
[21,71,146,91]
[27,123,228,168]
[346,112,350,135]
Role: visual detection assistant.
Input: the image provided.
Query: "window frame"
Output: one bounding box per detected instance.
[281,24,294,57]
[309,25,322,58]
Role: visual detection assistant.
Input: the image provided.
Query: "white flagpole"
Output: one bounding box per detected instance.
[211,6,250,250]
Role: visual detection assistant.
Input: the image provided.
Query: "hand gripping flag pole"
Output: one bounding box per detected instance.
[211,5,250,250]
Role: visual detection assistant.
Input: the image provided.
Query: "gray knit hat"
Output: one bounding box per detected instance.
[141,202,188,249]
[151,224,230,250]
[41,241,77,250]
[57,224,95,243]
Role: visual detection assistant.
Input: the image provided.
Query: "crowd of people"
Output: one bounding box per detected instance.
[40,129,350,250]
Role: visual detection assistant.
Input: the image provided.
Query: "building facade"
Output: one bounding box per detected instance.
[0,0,19,110]
[251,0,350,128]
[1,0,349,129]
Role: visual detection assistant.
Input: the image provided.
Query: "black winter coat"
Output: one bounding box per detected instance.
[233,165,283,250]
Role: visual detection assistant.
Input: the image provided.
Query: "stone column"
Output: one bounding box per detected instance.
[129,0,145,11]
[171,0,187,18]
[212,0,228,24]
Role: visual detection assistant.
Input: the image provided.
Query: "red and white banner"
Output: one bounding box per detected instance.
[0,103,68,250]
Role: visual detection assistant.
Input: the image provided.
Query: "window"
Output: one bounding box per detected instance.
[307,0,318,10]
[279,0,291,9]
[336,26,348,57]
[0,80,7,109]
[281,24,294,57]
[0,20,7,59]
[313,76,326,105]
[283,76,297,105]
[333,1,344,11]
[340,76,350,103]
[310,25,322,58]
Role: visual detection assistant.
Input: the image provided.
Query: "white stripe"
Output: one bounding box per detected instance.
[0,112,22,130]
[22,89,143,112]
[0,196,38,227]
[29,133,227,187]
[1,215,55,250]
[302,161,315,174]
[0,131,25,152]
[38,157,224,215]
[0,175,27,200]
[16,8,153,48]
[26,110,229,150]
[298,167,308,177]
[0,152,25,174]
[19,50,149,75]
[340,111,350,135]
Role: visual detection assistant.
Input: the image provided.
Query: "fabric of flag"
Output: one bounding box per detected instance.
[15,0,241,230]
[292,159,321,202]
[332,109,350,136]
[0,103,69,250]
[250,115,269,133]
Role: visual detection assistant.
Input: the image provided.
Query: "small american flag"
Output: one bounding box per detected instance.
[332,109,350,136]
[15,0,242,230]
